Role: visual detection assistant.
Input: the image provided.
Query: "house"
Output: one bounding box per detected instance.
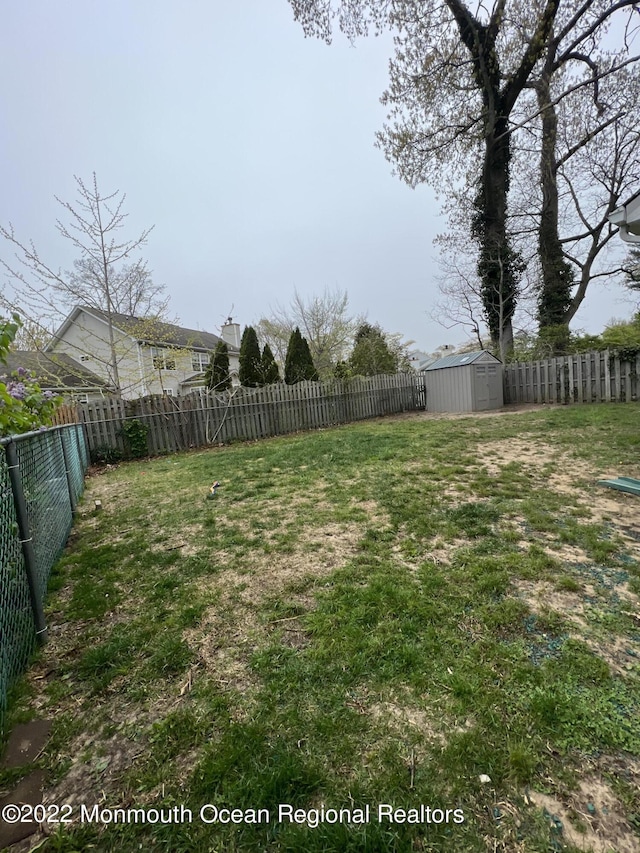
[424,350,503,413]
[2,350,111,403]
[407,349,436,372]
[45,306,241,399]
[609,190,640,243]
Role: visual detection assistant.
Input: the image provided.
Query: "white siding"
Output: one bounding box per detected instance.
[49,310,143,396]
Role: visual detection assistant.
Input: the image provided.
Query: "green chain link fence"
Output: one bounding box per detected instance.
[0,423,89,737]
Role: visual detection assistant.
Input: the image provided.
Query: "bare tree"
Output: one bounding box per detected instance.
[0,173,167,394]
[256,287,364,378]
[66,257,168,318]
[516,20,638,347]
[433,266,487,352]
[288,0,639,353]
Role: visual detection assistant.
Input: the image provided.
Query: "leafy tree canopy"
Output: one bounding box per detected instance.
[349,323,398,376]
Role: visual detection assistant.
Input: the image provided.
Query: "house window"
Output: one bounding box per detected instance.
[150,346,176,370]
[73,393,89,404]
[163,388,173,396]
[191,351,210,371]
[80,355,91,362]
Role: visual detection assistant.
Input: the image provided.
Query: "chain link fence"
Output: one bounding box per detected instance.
[0,423,88,737]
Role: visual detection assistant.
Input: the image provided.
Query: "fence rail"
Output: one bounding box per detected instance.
[504,350,640,405]
[0,423,89,736]
[76,374,426,458]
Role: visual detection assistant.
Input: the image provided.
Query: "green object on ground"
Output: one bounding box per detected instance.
[597,476,640,497]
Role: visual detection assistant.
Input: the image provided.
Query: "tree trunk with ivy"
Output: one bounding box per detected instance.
[535,52,574,353]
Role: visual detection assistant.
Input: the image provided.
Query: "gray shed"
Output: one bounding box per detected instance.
[424,350,503,413]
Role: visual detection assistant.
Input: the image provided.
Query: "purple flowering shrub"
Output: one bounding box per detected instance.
[1,315,62,436]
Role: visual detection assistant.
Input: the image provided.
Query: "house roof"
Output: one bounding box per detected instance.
[408,350,436,371]
[425,350,500,371]
[86,307,238,352]
[48,305,240,353]
[2,351,111,391]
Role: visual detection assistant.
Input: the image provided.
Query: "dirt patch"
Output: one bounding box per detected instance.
[44,733,144,810]
[475,438,640,560]
[529,775,639,853]
[183,521,364,692]
[514,580,640,676]
[80,475,135,513]
[240,522,362,602]
[367,689,474,747]
[516,579,593,625]
[369,701,443,743]
[550,543,593,564]
[404,404,546,422]
[148,523,205,556]
[475,437,560,477]
[426,538,469,566]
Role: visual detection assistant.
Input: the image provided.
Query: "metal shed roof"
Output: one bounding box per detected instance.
[425,350,500,371]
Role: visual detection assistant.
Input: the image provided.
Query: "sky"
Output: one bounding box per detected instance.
[0,1,637,355]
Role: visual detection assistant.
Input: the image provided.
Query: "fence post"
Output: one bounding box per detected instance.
[5,440,48,645]
[59,427,77,515]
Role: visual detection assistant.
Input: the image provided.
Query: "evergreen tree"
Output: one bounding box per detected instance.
[349,323,398,376]
[204,340,231,392]
[239,325,261,387]
[284,327,319,384]
[260,343,280,385]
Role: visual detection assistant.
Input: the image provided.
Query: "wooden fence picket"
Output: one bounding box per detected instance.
[503,349,640,406]
[78,374,424,457]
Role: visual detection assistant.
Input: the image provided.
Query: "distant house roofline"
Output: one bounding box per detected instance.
[3,350,112,392]
[46,305,240,353]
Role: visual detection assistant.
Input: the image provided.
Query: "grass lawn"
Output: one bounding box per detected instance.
[3,404,640,852]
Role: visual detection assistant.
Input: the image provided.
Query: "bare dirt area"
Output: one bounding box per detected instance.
[183,518,369,696]
[528,777,640,853]
[387,404,547,422]
[515,579,640,676]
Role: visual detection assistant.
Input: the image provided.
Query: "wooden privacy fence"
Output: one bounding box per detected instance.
[504,350,640,405]
[74,374,426,457]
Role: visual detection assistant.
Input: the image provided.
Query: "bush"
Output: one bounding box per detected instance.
[0,315,62,437]
[91,445,124,465]
[121,419,149,458]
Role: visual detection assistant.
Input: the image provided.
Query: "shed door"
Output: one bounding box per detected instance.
[475,363,500,410]
[487,364,500,408]
[475,365,489,409]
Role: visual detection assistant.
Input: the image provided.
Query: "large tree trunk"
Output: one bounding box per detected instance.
[474,115,517,357]
[535,54,574,352]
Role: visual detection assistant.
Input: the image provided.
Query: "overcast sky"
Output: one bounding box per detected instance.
[0,1,637,354]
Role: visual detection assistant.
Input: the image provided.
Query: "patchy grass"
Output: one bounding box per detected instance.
[2,403,640,852]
